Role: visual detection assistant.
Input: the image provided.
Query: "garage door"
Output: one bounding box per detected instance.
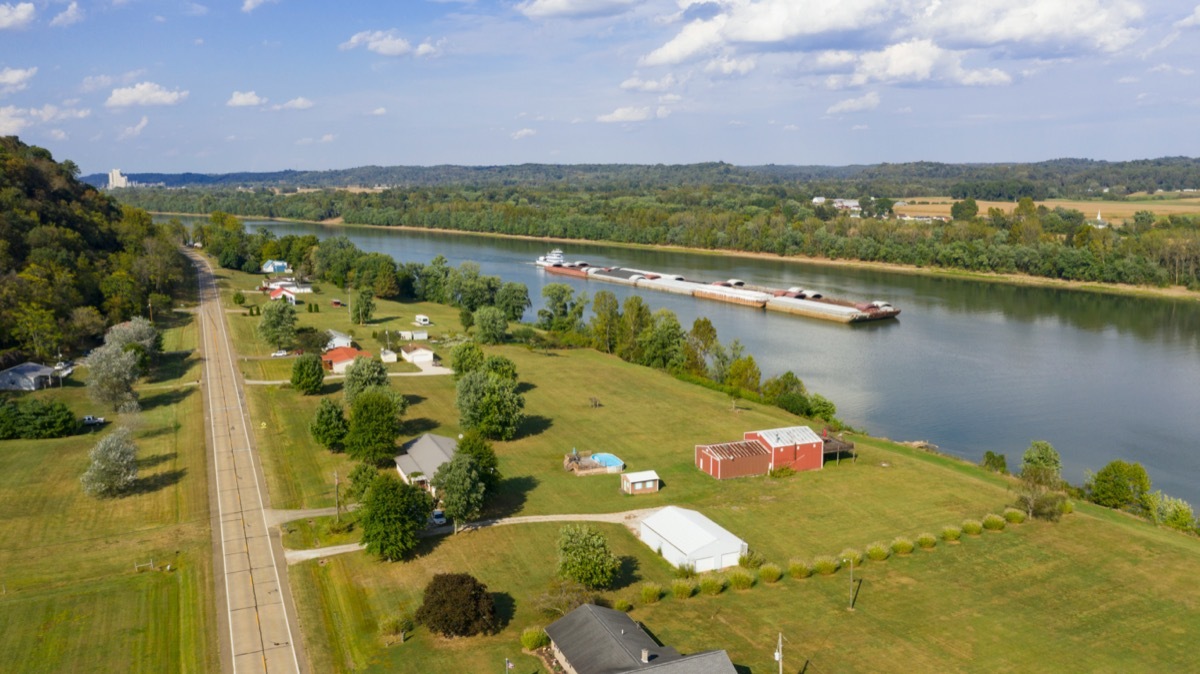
[720,552,741,569]
[693,557,715,573]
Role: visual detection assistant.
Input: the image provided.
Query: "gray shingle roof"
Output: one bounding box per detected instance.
[393,433,457,479]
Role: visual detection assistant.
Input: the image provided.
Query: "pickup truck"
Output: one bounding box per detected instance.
[82,415,106,426]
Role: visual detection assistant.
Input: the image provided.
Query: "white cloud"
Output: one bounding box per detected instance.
[48,128,67,140]
[0,105,29,134]
[596,106,651,122]
[826,91,880,114]
[194,38,204,45]
[0,2,35,30]
[414,40,442,57]
[371,107,387,116]
[511,128,536,140]
[118,115,149,140]
[704,55,755,76]
[851,124,869,131]
[517,0,635,19]
[320,133,335,143]
[620,73,676,92]
[656,106,671,119]
[274,97,313,110]
[227,90,267,107]
[106,82,189,107]
[1116,75,1138,84]
[0,66,36,95]
[295,137,314,145]
[642,15,727,66]
[340,30,412,56]
[50,1,83,27]
[658,93,682,103]
[81,74,113,92]
[27,104,90,123]
[184,3,208,16]
[918,0,1144,53]
[1149,63,1194,76]
[783,124,799,131]
[242,0,278,13]
[1176,5,1200,28]
[830,39,1011,88]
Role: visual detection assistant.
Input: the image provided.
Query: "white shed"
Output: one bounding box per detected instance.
[639,506,747,572]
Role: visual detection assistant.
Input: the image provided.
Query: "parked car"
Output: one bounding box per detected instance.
[430,509,447,527]
[271,349,288,358]
[82,415,106,426]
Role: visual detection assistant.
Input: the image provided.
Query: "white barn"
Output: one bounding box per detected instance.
[639,506,747,572]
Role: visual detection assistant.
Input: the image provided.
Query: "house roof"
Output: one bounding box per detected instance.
[640,507,746,558]
[699,440,768,460]
[400,344,432,354]
[394,433,457,480]
[322,347,369,364]
[753,425,821,448]
[2,362,55,379]
[269,287,295,298]
[326,329,351,342]
[623,470,660,483]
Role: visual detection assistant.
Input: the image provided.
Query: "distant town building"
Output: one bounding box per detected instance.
[108,169,129,189]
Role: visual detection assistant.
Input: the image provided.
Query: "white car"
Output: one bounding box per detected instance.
[270,349,288,358]
[430,509,447,527]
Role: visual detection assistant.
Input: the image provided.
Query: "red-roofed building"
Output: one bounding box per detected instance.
[269,287,297,305]
[696,425,826,479]
[321,347,372,374]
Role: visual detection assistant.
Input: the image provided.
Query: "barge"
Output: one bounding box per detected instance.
[538,252,899,323]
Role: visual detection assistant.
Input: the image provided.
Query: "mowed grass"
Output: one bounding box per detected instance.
[896,196,1200,219]
[0,356,216,673]
[238,357,420,383]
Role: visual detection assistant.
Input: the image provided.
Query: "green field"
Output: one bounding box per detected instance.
[0,314,216,673]
[243,339,1200,672]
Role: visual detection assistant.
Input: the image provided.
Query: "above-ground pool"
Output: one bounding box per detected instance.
[590,453,624,469]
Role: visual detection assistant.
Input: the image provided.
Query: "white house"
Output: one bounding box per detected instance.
[400,344,435,365]
[395,434,458,495]
[269,287,297,305]
[325,330,353,351]
[639,506,747,572]
[321,347,371,374]
[0,362,56,391]
[261,259,290,274]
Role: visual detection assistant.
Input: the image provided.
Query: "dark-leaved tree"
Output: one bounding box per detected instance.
[415,573,497,637]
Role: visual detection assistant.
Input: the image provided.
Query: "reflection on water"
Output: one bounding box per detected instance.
[183,218,1200,504]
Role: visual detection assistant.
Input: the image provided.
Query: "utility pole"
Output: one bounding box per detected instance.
[847,556,855,611]
[333,470,340,523]
[774,632,783,674]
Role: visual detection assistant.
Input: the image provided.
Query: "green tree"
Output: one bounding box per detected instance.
[310,397,349,451]
[360,474,433,561]
[86,342,141,412]
[345,389,403,465]
[494,281,531,321]
[448,261,500,311]
[473,306,507,344]
[950,197,979,221]
[725,354,762,394]
[290,353,325,395]
[982,451,1008,474]
[538,283,586,333]
[1022,440,1062,480]
[807,393,837,421]
[351,288,376,325]
[482,355,518,382]
[81,427,138,497]
[415,573,497,637]
[456,430,501,493]
[342,356,388,405]
[617,295,651,363]
[459,306,475,331]
[432,454,487,533]
[589,290,621,354]
[1015,465,1065,521]
[450,341,485,379]
[636,309,685,371]
[346,462,382,502]
[1087,460,1150,510]
[557,524,619,590]
[257,300,298,349]
[455,370,525,441]
[12,303,61,361]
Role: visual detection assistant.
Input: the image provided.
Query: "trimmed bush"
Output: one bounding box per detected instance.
[891,537,915,555]
[1003,508,1027,524]
[699,575,726,596]
[813,556,840,575]
[738,550,766,569]
[613,599,632,612]
[788,559,813,579]
[916,532,938,549]
[728,569,756,590]
[1061,500,1075,515]
[639,583,662,604]
[982,513,1007,531]
[671,579,695,600]
[838,548,863,566]
[962,519,984,535]
[520,627,549,651]
[759,563,783,584]
[865,541,891,561]
[942,525,963,542]
[673,563,697,579]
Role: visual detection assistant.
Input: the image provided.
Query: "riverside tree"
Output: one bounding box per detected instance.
[81,427,138,497]
[1087,460,1151,511]
[360,474,433,561]
[1021,440,1063,480]
[455,370,525,441]
[432,453,487,533]
[494,281,531,321]
[473,306,508,345]
[257,300,297,349]
[290,353,325,395]
[557,524,620,590]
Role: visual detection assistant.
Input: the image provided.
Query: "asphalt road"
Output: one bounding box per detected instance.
[192,251,305,674]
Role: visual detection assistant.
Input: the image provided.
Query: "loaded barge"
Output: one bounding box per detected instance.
[535,249,900,324]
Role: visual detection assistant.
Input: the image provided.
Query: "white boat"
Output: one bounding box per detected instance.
[536,249,565,267]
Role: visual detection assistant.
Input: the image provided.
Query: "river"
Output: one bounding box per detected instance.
[193,218,1200,504]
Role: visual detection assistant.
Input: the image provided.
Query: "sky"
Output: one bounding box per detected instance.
[2,0,1199,174]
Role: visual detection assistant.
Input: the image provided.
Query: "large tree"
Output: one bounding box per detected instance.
[455,370,525,441]
[589,290,621,355]
[636,308,685,371]
[455,430,501,493]
[450,341,485,379]
[257,300,297,349]
[415,573,497,637]
[432,453,487,533]
[360,474,433,561]
[351,288,375,325]
[342,356,388,405]
[81,427,138,497]
[309,397,348,451]
[473,306,507,345]
[494,281,531,321]
[1087,460,1151,511]
[86,342,141,411]
[290,353,325,395]
[557,524,619,590]
[1021,440,1062,481]
[345,388,403,465]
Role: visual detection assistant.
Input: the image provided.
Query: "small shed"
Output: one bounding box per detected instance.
[621,470,661,495]
[695,440,770,480]
[0,362,55,391]
[639,506,747,572]
[322,347,371,374]
[261,259,290,274]
[379,349,398,363]
[400,344,435,364]
[325,330,353,351]
[411,330,429,341]
[744,425,824,472]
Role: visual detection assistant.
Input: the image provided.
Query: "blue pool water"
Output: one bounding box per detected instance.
[591,453,624,468]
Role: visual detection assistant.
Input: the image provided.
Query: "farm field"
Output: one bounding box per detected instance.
[0,311,217,673]
[255,340,1200,672]
[896,196,1200,219]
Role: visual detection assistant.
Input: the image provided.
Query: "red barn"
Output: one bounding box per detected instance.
[696,425,825,479]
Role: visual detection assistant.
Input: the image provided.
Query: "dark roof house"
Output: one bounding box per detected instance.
[545,604,736,674]
[0,362,56,391]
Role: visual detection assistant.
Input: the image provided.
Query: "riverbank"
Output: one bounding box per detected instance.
[156,211,1200,304]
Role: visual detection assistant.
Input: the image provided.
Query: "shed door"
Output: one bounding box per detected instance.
[720,552,741,569]
[694,557,715,573]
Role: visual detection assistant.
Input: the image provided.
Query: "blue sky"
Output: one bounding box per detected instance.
[2,0,1199,174]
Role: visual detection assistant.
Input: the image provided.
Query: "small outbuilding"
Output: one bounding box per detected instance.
[379,349,398,363]
[325,330,353,351]
[411,330,429,341]
[395,433,458,496]
[0,362,56,391]
[400,344,435,365]
[639,506,747,572]
[696,425,825,479]
[261,259,290,274]
[321,347,371,374]
[620,470,661,495]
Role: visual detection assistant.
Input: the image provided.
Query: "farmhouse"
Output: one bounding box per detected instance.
[696,425,829,479]
[394,433,458,495]
[620,470,660,495]
[325,330,353,351]
[261,259,290,274]
[400,344,435,365]
[321,347,371,374]
[545,603,736,674]
[0,362,56,391]
[639,506,747,572]
[269,287,297,305]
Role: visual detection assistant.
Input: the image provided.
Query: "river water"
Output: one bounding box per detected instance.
[209,219,1200,504]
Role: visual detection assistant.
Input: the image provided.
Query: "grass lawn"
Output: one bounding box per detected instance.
[238,357,420,382]
[0,355,216,673]
[261,341,1200,671]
